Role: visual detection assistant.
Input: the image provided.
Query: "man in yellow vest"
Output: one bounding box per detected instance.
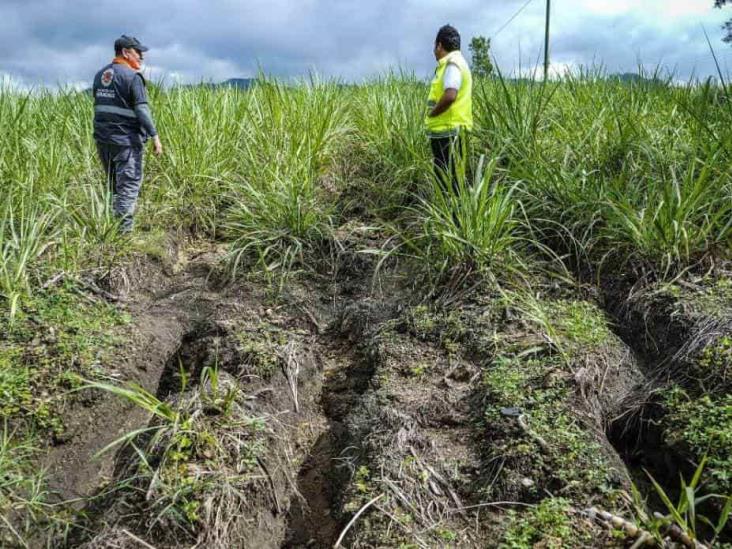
[425,25,473,191]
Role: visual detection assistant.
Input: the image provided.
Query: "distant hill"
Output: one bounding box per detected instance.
[607,72,667,84]
[609,72,646,82]
[217,78,257,89]
[82,77,258,94]
[177,78,259,90]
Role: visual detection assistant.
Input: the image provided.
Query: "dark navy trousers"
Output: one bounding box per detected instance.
[96,143,144,233]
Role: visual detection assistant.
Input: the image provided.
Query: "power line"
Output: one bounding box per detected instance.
[492,0,538,38]
[544,0,551,80]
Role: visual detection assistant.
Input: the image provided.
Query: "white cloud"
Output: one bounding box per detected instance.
[0,0,731,85]
[582,0,634,16]
[580,0,710,18]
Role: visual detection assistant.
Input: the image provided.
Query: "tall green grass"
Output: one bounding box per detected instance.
[472,71,732,277]
[223,79,352,275]
[2,69,732,316]
[396,155,524,286]
[350,74,431,215]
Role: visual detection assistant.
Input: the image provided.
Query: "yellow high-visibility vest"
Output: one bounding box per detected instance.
[425,50,473,136]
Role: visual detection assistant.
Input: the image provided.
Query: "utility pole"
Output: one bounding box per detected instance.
[544,0,551,80]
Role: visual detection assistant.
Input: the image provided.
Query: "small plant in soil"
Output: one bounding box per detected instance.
[84,366,267,545]
[482,352,619,500]
[0,426,52,546]
[0,287,128,432]
[633,455,732,547]
[663,387,732,495]
[694,335,732,393]
[501,498,582,548]
[236,325,287,379]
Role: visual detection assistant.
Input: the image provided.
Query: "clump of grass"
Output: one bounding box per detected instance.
[145,85,250,234]
[54,184,124,250]
[224,173,334,276]
[84,366,267,546]
[631,454,732,548]
[0,426,51,546]
[0,199,58,318]
[599,154,732,277]
[474,67,557,163]
[474,70,732,280]
[349,73,431,216]
[223,78,351,279]
[388,155,525,290]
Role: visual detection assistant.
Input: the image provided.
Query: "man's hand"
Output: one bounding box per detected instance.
[152,135,163,156]
[429,88,458,118]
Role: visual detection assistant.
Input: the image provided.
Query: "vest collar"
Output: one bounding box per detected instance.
[438,50,463,67]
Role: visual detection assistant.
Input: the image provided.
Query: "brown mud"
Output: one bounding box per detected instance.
[42,242,223,505]
[47,230,394,548]
[24,232,724,548]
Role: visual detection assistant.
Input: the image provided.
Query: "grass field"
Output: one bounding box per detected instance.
[0,72,731,547]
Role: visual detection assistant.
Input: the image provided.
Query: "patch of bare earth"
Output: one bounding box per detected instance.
[34,231,686,548]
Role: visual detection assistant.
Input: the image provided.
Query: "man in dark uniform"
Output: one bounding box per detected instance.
[93,35,162,233]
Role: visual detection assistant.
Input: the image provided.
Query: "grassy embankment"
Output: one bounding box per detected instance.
[0,71,731,546]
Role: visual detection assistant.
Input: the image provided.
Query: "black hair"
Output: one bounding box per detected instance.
[436,24,460,52]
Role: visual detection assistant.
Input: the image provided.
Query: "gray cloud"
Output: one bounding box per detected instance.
[1,0,731,87]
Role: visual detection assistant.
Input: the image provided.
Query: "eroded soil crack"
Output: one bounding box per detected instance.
[282,338,376,548]
[42,252,219,506]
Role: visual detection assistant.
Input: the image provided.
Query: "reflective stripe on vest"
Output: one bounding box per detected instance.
[95,105,137,118]
[425,50,473,135]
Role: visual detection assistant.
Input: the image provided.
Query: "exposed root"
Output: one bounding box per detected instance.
[280,341,301,413]
[653,512,710,549]
[334,493,384,548]
[584,507,711,549]
[516,414,551,453]
[121,529,157,549]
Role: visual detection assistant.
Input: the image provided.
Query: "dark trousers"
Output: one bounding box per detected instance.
[430,132,469,193]
[96,143,144,233]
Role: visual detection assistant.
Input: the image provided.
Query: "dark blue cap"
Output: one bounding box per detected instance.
[114,35,149,53]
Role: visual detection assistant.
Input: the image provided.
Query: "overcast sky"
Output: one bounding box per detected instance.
[1,0,731,88]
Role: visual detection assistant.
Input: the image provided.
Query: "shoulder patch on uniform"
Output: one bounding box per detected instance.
[101,68,114,87]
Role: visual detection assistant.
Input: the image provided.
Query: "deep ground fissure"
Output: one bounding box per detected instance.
[282,339,376,549]
[600,290,702,512]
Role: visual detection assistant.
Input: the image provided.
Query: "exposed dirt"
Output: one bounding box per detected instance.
[28,230,724,548]
[45,228,397,548]
[42,242,223,505]
[282,341,374,548]
[296,287,643,547]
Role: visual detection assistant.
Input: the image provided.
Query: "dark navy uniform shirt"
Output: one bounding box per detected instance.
[92,63,154,148]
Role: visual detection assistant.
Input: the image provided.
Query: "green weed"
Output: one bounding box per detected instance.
[501,498,579,549]
[663,387,732,494]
